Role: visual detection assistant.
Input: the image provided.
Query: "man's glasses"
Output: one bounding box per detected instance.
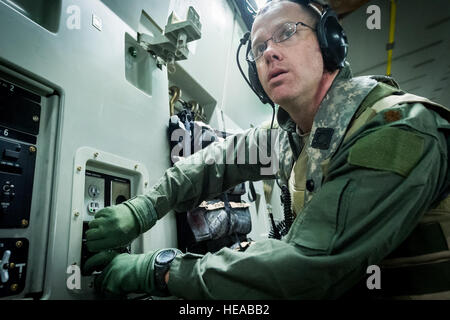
[247,21,316,62]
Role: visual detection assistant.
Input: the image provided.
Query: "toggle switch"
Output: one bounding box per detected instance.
[1,250,11,283]
[3,149,20,160]
[1,181,15,197]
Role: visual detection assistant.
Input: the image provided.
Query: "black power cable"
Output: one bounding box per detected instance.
[268,213,281,240]
[269,179,294,239]
[280,185,294,231]
[236,32,276,130]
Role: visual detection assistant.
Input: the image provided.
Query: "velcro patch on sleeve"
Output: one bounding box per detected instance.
[348,127,424,177]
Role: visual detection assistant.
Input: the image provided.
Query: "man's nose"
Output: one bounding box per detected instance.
[263,40,282,63]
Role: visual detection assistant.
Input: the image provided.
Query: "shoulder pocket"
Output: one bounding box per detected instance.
[348,127,424,177]
[286,178,352,255]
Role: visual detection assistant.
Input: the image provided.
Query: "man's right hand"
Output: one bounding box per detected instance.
[86,203,140,252]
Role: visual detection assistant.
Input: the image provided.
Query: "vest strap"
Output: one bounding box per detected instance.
[381,259,450,296]
[371,93,450,121]
[383,222,448,259]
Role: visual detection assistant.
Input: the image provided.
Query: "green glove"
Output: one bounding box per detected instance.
[83,249,178,299]
[86,197,157,252]
[86,204,140,252]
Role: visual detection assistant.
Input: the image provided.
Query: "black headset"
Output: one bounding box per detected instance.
[237,0,348,107]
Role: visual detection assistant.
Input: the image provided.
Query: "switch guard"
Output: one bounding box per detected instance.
[0,238,28,297]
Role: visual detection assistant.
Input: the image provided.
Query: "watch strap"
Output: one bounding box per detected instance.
[153,248,181,296]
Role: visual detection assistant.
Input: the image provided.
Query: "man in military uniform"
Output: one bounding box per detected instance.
[84,0,450,299]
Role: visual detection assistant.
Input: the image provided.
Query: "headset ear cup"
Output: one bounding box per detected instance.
[316,9,348,71]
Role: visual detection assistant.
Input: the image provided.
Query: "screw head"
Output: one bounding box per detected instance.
[29,146,37,153]
[21,219,28,227]
[134,164,138,170]
[74,211,80,217]
[32,115,39,122]
[10,284,19,292]
[9,262,15,269]
[94,152,99,158]
[15,241,23,248]
[128,46,137,58]
[77,166,82,172]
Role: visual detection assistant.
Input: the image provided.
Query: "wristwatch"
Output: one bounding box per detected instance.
[154,248,181,296]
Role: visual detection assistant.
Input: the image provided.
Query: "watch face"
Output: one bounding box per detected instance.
[156,249,177,264]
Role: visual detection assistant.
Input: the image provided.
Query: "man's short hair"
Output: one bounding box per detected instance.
[256,0,323,28]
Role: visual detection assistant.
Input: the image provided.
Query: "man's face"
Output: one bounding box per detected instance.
[251,2,325,110]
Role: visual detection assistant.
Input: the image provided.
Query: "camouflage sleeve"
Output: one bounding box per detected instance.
[129,126,277,220]
[167,103,449,299]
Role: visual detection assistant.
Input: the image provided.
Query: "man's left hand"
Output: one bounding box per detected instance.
[83,250,164,299]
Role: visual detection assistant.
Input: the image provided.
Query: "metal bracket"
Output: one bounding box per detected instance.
[138,6,202,73]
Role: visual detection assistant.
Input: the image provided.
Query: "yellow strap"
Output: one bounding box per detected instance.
[386,0,397,76]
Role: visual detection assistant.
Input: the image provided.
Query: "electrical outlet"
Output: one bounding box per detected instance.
[83,173,105,221]
[110,179,130,205]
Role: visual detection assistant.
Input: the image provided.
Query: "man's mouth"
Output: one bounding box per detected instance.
[268,68,288,83]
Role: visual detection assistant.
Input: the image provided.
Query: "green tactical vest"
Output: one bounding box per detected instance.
[287,78,450,299]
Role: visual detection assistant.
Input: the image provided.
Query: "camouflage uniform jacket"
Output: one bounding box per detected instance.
[125,66,450,299]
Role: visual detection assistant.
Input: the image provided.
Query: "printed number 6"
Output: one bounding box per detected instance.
[3,129,8,136]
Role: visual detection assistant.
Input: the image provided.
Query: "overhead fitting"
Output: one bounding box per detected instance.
[138,6,202,74]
